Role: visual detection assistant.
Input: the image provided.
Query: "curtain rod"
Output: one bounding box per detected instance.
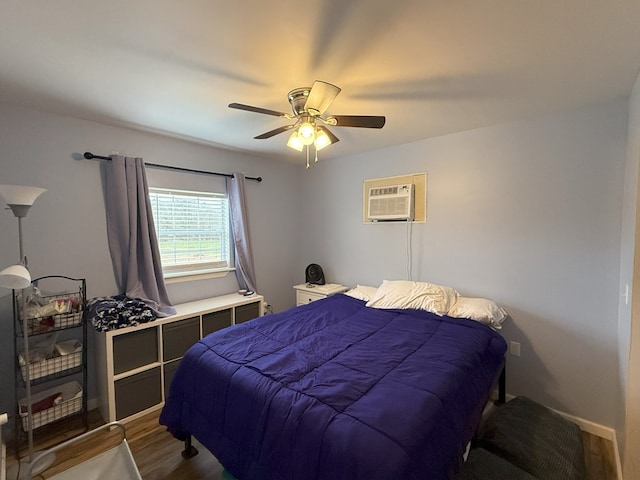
[83,152,262,182]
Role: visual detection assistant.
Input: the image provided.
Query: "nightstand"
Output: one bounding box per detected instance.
[294,283,349,306]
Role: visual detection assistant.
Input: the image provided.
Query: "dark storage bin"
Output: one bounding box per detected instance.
[163,359,181,399]
[115,366,161,420]
[113,328,158,375]
[462,396,586,480]
[203,309,232,336]
[235,301,261,324]
[459,448,538,480]
[162,317,199,361]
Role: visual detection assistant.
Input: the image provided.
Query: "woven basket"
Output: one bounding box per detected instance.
[18,380,82,431]
[18,343,82,382]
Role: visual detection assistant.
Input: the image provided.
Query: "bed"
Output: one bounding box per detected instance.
[160,286,507,480]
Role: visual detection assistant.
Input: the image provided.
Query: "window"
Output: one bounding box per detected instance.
[149,187,232,279]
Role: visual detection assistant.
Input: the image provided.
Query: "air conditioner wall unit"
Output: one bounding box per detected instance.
[368,184,414,221]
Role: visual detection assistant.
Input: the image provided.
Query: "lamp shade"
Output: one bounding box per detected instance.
[0,185,46,206]
[298,122,316,145]
[314,129,332,150]
[0,185,46,218]
[0,264,31,289]
[286,131,304,151]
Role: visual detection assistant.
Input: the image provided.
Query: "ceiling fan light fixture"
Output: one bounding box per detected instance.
[298,121,316,145]
[314,128,332,150]
[229,80,385,164]
[286,131,304,151]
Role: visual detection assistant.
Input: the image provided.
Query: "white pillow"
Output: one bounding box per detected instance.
[366,280,458,315]
[447,297,507,329]
[344,285,379,302]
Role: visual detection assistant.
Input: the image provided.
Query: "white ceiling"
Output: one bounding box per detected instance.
[2,1,640,162]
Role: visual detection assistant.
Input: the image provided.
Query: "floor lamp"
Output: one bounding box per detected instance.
[0,185,53,480]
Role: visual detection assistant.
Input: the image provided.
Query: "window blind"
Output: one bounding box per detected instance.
[149,188,231,276]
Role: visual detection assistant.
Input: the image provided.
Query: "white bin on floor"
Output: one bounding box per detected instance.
[29,422,142,480]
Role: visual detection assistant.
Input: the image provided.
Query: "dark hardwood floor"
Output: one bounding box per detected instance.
[6,408,618,479]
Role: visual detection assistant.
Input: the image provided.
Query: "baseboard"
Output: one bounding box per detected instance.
[494,391,623,479]
[555,409,615,438]
[614,436,622,480]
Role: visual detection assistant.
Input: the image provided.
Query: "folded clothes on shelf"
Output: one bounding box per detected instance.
[86,294,157,332]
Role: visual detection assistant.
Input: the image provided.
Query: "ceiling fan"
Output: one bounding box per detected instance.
[229,80,386,167]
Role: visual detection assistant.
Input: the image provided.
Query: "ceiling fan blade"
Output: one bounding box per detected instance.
[304,81,341,116]
[330,115,386,128]
[254,124,296,139]
[229,102,289,117]
[317,125,340,144]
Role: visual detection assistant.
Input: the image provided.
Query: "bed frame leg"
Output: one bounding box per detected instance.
[498,363,506,404]
[182,435,199,458]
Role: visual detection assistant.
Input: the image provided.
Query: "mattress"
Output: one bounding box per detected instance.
[160,294,507,479]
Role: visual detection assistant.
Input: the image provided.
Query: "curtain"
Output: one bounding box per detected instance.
[226,172,257,293]
[104,155,176,316]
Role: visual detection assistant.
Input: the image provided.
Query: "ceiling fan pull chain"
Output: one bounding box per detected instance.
[314,148,319,163]
[306,146,310,169]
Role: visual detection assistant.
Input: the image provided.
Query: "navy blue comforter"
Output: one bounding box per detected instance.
[160,294,507,480]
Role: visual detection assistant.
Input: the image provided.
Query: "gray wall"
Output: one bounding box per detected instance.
[0,103,302,414]
[0,98,630,432]
[298,100,628,427]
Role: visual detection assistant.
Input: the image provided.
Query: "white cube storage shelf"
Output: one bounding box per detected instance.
[95,293,264,423]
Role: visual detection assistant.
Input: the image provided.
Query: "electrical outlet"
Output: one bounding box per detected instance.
[509,341,521,357]
[624,284,629,305]
[262,301,273,315]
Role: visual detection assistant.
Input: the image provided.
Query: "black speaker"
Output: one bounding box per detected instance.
[305,264,325,285]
